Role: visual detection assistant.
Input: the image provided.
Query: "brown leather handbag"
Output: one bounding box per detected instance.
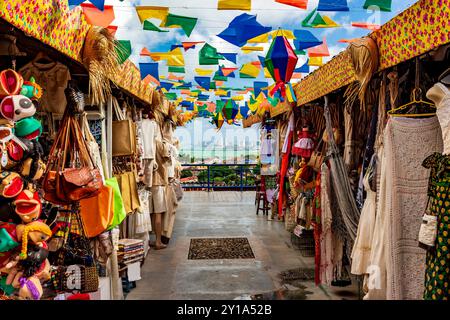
[43,107,103,204]
[307,140,325,172]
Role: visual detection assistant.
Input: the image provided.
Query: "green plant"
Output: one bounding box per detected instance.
[213,177,224,183]
[198,170,208,182]
[181,170,193,179]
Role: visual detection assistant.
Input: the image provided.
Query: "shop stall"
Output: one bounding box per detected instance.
[259,0,450,300]
[0,0,183,300]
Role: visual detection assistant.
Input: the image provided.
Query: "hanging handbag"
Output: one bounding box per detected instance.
[52,206,99,294]
[307,140,325,172]
[43,105,103,204]
[105,177,127,230]
[112,98,137,157]
[79,184,114,238]
[418,199,438,247]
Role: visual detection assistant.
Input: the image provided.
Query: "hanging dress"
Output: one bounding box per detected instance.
[351,159,377,275]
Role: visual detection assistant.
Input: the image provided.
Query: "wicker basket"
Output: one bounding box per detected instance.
[291,230,315,257]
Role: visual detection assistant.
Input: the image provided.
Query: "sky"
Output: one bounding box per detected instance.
[104,0,418,156]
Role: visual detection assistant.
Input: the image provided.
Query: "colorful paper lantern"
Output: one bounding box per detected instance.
[222,99,239,124]
[264,35,298,98]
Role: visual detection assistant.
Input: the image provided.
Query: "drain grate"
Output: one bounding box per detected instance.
[279,268,315,282]
[188,237,255,260]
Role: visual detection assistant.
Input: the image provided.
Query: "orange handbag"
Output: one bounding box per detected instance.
[79,184,114,238]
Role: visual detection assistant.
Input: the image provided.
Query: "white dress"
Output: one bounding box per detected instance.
[351,167,376,275]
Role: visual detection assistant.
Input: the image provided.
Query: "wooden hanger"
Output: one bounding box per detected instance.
[388,58,436,118]
[33,51,53,63]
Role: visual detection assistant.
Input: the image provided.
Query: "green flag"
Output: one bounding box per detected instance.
[163,13,198,37]
[164,93,178,100]
[215,100,225,113]
[363,0,392,12]
[199,43,224,65]
[116,40,132,65]
[143,20,169,32]
[168,66,185,73]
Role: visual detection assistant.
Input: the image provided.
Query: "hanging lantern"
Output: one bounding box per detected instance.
[264,34,298,99]
[222,99,239,124]
[211,112,224,129]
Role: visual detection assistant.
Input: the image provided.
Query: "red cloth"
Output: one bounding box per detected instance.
[278,130,293,218]
[67,293,91,300]
[312,172,322,285]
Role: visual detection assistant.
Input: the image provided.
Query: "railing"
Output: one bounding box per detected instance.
[181,164,260,191]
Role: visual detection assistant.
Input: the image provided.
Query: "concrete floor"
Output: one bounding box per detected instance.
[126,191,359,300]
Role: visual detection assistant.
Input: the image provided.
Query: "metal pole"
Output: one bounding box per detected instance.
[240,165,243,192]
[106,97,123,301]
[207,165,211,192]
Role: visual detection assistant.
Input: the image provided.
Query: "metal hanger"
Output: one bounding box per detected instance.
[388,58,436,118]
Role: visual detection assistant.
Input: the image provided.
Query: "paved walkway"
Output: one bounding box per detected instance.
[126,191,359,300]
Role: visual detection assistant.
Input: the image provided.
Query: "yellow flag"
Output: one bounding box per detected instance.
[215,90,229,96]
[135,6,169,24]
[308,57,323,66]
[247,32,270,43]
[240,63,260,78]
[147,47,185,66]
[232,95,244,101]
[314,16,340,28]
[269,29,296,39]
[195,68,214,76]
[217,0,251,11]
[241,46,264,54]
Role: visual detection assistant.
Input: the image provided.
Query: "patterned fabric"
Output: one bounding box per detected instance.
[422,153,450,300]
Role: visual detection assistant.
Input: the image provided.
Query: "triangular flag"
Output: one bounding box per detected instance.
[162,14,198,37]
[247,32,270,43]
[269,29,296,39]
[159,81,174,91]
[135,6,169,24]
[275,0,308,10]
[307,37,329,57]
[295,60,310,73]
[240,63,260,78]
[293,30,322,50]
[217,0,251,11]
[182,41,205,51]
[351,22,381,30]
[242,46,264,53]
[80,3,114,27]
[199,43,224,65]
[221,67,238,76]
[363,0,391,12]
[143,20,169,32]
[70,0,105,11]
[315,15,340,28]
[194,77,212,90]
[318,0,349,11]
[219,53,238,64]
[116,40,132,65]
[308,57,323,66]
[143,74,160,86]
[139,63,159,81]
[107,25,118,36]
[168,66,185,73]
[195,69,214,76]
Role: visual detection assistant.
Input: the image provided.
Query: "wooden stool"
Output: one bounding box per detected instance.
[256,191,269,216]
[255,179,261,205]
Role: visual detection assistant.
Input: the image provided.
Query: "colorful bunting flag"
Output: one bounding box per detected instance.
[143,74,160,86]
[217,13,272,47]
[219,53,238,64]
[182,41,205,51]
[162,13,198,37]
[69,0,105,11]
[254,81,268,97]
[293,30,322,50]
[106,25,118,36]
[135,6,169,24]
[295,60,310,73]
[165,93,178,100]
[217,0,252,11]
[363,0,392,12]
[351,22,381,30]
[142,47,185,67]
[116,40,132,65]
[195,69,214,76]
[194,77,212,90]
[240,63,261,78]
[143,20,169,32]
[80,3,114,27]
[139,62,159,81]
[318,0,349,11]
[242,46,264,53]
[307,37,329,57]
[199,43,224,65]
[302,8,340,28]
[221,67,238,76]
[168,66,185,73]
[275,0,308,9]
[159,81,174,91]
[308,57,323,66]
[314,15,340,28]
